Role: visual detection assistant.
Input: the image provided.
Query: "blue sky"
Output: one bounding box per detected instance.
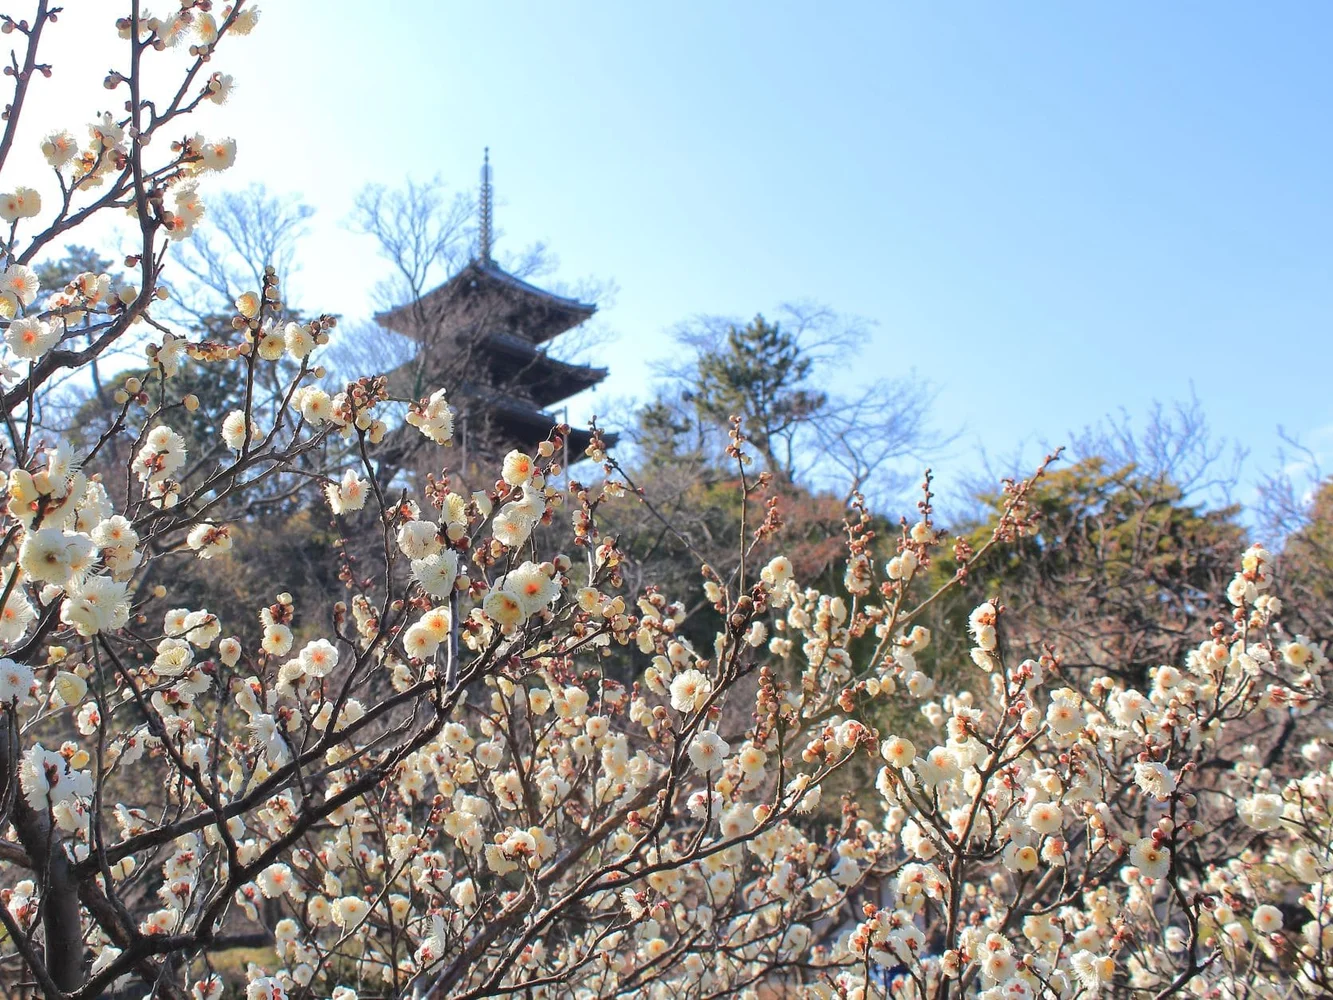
[29,2,1333,514]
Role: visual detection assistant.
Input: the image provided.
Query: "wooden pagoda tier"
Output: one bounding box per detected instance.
[377,260,596,345]
[376,259,614,459]
[455,380,603,456]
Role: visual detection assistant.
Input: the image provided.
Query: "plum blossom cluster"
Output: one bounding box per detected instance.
[12,360,1329,1000]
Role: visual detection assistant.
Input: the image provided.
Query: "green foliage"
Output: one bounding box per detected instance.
[632,394,701,469]
[686,314,827,479]
[919,457,1246,687]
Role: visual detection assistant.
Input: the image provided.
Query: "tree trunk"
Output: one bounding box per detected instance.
[0,713,87,995]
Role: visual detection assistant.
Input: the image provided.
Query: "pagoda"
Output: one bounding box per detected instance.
[376,151,611,463]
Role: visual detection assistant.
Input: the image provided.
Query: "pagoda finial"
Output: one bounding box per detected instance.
[478,147,493,263]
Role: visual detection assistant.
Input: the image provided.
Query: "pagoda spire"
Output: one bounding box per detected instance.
[478,147,493,263]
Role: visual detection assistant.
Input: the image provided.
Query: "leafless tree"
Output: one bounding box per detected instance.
[943,390,1245,526]
[174,183,315,320]
[1257,427,1326,540]
[348,176,475,319]
[1065,391,1247,504]
[1256,428,1333,636]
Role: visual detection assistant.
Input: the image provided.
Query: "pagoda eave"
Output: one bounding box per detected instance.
[455,383,612,459]
[376,260,596,346]
[480,331,608,407]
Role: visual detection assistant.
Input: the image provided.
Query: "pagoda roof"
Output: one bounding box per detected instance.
[454,380,617,457]
[483,331,608,407]
[376,259,596,345]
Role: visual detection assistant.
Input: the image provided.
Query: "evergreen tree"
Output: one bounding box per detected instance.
[687,313,826,480]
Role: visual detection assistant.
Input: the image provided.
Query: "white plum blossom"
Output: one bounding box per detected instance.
[687,730,730,773]
[405,389,453,445]
[669,668,711,713]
